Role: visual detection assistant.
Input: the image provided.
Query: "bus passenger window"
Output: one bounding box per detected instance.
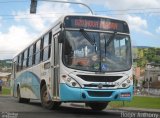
[26,48,29,67]
[21,52,24,70]
[42,32,51,61]
[43,48,49,61]
[16,56,19,72]
[28,45,33,66]
[44,34,49,47]
[18,54,22,71]
[35,40,41,64]
[23,49,28,69]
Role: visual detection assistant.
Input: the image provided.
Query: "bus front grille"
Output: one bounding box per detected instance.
[84,84,115,88]
[77,75,122,82]
[87,91,113,97]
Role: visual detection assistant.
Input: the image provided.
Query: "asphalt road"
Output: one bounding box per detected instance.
[0,96,159,118]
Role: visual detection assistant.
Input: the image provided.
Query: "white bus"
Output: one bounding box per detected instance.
[12,15,133,111]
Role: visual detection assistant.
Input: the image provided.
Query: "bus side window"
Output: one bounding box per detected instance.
[23,49,28,69]
[18,54,22,71]
[48,32,52,59]
[26,48,29,67]
[21,52,24,70]
[16,56,19,72]
[40,38,43,62]
[35,40,41,64]
[32,43,36,65]
[42,32,52,61]
[28,45,33,67]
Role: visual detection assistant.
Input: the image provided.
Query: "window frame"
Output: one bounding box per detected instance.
[14,31,53,71]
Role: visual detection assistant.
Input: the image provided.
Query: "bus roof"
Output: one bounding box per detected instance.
[13,14,129,59]
[59,14,128,23]
[62,15,129,33]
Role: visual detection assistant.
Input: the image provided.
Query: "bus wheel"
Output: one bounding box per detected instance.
[87,102,108,111]
[41,85,61,110]
[17,86,30,103]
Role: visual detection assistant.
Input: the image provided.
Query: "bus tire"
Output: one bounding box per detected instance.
[17,86,30,103]
[87,102,108,111]
[41,84,61,110]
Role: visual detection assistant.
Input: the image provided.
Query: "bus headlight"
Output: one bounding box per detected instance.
[118,78,132,88]
[62,75,81,88]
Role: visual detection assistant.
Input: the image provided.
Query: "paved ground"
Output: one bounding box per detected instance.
[0,96,159,118]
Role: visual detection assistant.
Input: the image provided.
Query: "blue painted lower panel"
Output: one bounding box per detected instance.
[14,71,41,99]
[60,84,133,102]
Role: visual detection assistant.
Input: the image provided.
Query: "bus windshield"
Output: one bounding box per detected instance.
[63,30,132,72]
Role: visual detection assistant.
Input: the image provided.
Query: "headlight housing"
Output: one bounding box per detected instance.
[62,75,81,88]
[118,77,132,88]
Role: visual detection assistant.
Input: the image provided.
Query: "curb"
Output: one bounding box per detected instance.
[0,94,11,97]
[70,103,86,108]
[113,107,160,113]
[70,103,160,113]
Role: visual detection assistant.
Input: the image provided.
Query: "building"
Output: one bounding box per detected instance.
[0,72,11,87]
[144,63,160,95]
[134,67,141,80]
[144,63,160,84]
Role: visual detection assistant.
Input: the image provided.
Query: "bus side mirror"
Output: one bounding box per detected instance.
[58,31,65,43]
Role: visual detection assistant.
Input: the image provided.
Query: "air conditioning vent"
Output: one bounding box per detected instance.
[87,91,113,97]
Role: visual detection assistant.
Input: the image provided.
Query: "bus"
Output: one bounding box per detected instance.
[12,15,133,111]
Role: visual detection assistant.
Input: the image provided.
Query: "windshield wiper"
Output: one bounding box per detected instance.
[79,29,95,45]
[106,32,117,47]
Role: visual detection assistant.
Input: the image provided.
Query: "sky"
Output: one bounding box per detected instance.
[0,0,160,59]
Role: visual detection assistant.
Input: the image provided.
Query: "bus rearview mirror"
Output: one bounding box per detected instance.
[58,31,65,43]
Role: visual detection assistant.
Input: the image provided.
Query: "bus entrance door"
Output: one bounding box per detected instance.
[52,34,60,100]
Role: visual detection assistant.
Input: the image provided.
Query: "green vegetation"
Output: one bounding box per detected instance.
[133,47,160,68]
[109,96,160,109]
[1,87,11,95]
[0,59,12,68]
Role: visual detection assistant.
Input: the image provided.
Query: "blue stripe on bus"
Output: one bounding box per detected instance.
[15,71,41,99]
[60,83,133,101]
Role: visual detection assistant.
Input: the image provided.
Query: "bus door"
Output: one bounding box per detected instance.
[12,61,16,96]
[52,34,60,100]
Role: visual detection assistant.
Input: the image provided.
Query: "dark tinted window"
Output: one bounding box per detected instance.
[35,40,41,64]
[22,49,28,69]
[42,32,51,61]
[44,34,49,47]
[28,45,33,66]
[18,54,22,71]
[16,56,19,72]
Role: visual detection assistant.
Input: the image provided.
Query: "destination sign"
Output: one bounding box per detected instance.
[64,16,129,33]
[74,19,118,30]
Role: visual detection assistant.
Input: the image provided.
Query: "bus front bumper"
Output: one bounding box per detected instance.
[60,84,133,102]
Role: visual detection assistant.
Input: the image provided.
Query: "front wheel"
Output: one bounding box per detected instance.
[87,102,108,111]
[41,85,61,110]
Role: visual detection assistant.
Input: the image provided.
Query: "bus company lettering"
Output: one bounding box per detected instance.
[100,21,118,30]
[75,19,99,28]
[74,19,118,30]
